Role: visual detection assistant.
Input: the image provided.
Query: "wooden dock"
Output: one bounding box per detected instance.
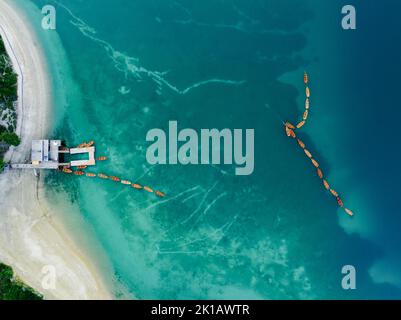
[10,162,59,169]
[70,147,96,167]
[10,140,97,170]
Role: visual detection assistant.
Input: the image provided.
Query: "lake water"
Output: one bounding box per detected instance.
[16,0,401,299]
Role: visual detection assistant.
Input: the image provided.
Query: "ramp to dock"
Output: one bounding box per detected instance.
[69,146,96,167]
[10,162,59,169]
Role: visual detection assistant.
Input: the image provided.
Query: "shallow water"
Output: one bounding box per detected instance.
[17,0,401,299]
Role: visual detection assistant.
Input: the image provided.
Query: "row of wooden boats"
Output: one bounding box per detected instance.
[284,72,353,217]
[62,167,165,198]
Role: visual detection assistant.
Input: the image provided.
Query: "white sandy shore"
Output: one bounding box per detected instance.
[0,0,112,299]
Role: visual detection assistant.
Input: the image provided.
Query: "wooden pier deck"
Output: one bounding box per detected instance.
[10,162,59,169]
[69,147,96,167]
[9,140,96,170]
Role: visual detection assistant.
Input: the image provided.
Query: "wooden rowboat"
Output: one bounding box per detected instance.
[285,122,295,129]
[156,191,166,198]
[304,149,312,158]
[344,208,354,216]
[317,168,323,179]
[305,98,310,110]
[304,72,308,84]
[297,139,305,149]
[330,189,339,197]
[285,126,292,137]
[311,159,319,168]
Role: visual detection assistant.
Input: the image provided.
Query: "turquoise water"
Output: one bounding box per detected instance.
[17,0,401,299]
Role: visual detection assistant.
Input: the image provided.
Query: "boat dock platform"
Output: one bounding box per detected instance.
[70,147,96,166]
[9,140,96,170]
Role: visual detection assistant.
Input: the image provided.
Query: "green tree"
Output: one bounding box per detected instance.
[0,263,43,300]
[0,131,20,146]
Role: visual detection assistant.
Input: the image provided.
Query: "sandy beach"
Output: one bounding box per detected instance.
[0,0,112,299]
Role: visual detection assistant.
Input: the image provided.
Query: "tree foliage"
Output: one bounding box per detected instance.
[0,35,18,109]
[0,131,20,146]
[0,263,43,300]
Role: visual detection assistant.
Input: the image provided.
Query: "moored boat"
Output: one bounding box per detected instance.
[296,121,305,129]
[330,189,339,197]
[77,142,87,148]
[297,139,305,149]
[156,191,165,197]
[311,159,319,168]
[344,208,354,216]
[303,110,308,120]
[304,72,308,84]
[304,149,312,158]
[285,122,295,129]
[337,197,344,207]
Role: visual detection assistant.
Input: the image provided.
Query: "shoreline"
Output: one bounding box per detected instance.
[0,0,112,299]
